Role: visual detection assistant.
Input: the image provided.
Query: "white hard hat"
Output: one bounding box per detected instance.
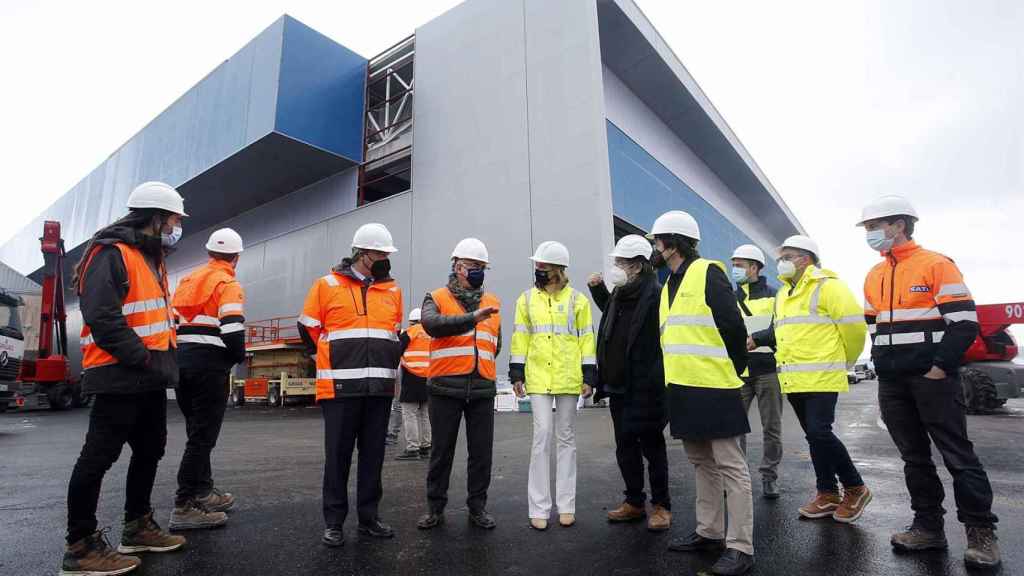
[127,181,188,216]
[409,308,422,322]
[610,235,653,260]
[352,223,398,253]
[205,228,244,254]
[731,244,765,266]
[451,238,489,264]
[780,235,820,259]
[529,241,570,267]
[857,195,919,226]
[646,210,700,241]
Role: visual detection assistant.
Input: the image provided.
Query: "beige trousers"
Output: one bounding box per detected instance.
[682,435,755,555]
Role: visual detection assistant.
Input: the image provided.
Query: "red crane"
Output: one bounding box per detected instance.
[958,302,1024,413]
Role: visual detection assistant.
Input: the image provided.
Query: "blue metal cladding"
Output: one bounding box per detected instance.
[275,17,366,162]
[607,120,778,280]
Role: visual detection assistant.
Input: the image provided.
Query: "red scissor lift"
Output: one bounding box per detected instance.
[230,316,316,407]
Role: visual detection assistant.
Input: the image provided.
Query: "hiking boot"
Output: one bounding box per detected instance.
[762,480,780,500]
[711,548,754,575]
[833,485,872,524]
[798,491,842,519]
[395,449,420,461]
[890,523,948,552]
[118,511,185,553]
[648,506,672,532]
[607,501,646,523]
[196,488,235,513]
[61,530,141,576]
[668,531,725,552]
[964,527,1001,568]
[417,512,445,530]
[169,501,229,531]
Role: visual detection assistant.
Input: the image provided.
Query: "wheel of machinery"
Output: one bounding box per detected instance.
[960,366,1005,414]
[231,387,245,407]
[48,383,75,411]
[267,386,281,407]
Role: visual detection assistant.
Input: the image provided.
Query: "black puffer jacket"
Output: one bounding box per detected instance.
[590,271,667,435]
[77,224,178,395]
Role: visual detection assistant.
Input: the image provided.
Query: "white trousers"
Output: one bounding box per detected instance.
[528,394,578,518]
[401,401,431,450]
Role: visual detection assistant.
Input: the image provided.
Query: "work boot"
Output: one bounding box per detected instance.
[964,527,1001,568]
[469,509,497,530]
[890,523,948,552]
[196,488,235,513]
[61,530,141,576]
[118,511,186,554]
[798,491,842,519]
[762,479,780,500]
[647,506,672,532]
[168,501,228,531]
[417,512,444,530]
[395,449,420,461]
[607,501,646,523]
[667,531,725,552]
[832,485,872,524]
[711,548,754,576]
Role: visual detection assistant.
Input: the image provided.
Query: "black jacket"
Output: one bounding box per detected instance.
[420,290,502,400]
[590,272,667,435]
[77,225,178,395]
[735,276,778,377]
[665,259,750,440]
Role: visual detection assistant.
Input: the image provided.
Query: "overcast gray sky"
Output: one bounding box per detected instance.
[1,0,1021,341]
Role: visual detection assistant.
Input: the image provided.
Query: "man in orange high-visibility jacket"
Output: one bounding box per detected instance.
[416,238,501,531]
[395,307,432,461]
[63,182,187,576]
[298,223,403,549]
[168,228,246,531]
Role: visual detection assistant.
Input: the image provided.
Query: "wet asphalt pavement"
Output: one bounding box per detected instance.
[1,381,1022,576]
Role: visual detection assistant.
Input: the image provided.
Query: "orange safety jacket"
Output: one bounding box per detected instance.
[80,242,175,369]
[401,323,431,378]
[172,259,246,369]
[864,240,979,377]
[298,267,403,401]
[428,287,501,381]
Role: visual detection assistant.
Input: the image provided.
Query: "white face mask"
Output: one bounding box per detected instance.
[777,260,797,279]
[607,265,628,287]
[161,225,182,247]
[731,266,750,284]
[865,229,894,252]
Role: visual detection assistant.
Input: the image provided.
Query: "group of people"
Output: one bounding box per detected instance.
[60,181,1001,576]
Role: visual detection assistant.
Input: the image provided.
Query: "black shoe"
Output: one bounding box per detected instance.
[417,512,445,530]
[711,549,754,575]
[668,531,726,552]
[396,449,420,461]
[469,510,496,530]
[762,480,780,500]
[322,528,345,548]
[357,519,394,539]
[419,446,431,458]
[385,435,398,446]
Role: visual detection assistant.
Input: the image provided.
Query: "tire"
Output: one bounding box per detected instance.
[231,387,245,407]
[47,384,75,411]
[960,367,1005,415]
[267,387,281,407]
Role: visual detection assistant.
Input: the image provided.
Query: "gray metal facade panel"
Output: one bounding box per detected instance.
[0,261,40,295]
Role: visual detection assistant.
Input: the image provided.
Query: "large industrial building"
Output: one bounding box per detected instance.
[0,0,803,378]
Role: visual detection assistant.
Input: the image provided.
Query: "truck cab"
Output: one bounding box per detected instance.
[0,289,25,412]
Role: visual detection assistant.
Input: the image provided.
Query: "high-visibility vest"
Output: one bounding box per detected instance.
[738,282,775,376]
[659,259,742,390]
[79,243,176,369]
[510,285,595,395]
[774,266,866,394]
[428,287,501,381]
[298,271,402,401]
[172,259,245,349]
[401,323,431,378]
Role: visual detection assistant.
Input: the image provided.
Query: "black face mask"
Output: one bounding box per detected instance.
[466,268,485,289]
[370,258,391,280]
[534,269,550,287]
[651,249,668,269]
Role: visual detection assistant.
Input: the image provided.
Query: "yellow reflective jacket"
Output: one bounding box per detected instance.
[509,285,596,395]
[773,266,866,394]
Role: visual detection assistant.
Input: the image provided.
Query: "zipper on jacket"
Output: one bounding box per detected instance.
[887,254,897,373]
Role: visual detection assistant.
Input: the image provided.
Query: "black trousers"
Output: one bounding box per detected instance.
[787,392,863,493]
[878,374,998,529]
[609,395,670,509]
[321,396,392,528]
[426,394,494,514]
[66,391,168,544]
[175,369,229,505]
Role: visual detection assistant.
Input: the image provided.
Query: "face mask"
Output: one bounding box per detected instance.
[534,269,550,287]
[865,229,894,252]
[731,266,750,284]
[651,246,672,269]
[370,258,391,280]
[161,225,182,247]
[607,266,628,287]
[466,268,485,289]
[777,260,796,279]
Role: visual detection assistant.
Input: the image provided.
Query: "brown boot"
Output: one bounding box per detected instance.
[195,488,235,513]
[964,527,1001,568]
[833,485,872,524]
[798,491,842,519]
[607,501,646,523]
[647,506,672,532]
[61,530,141,576]
[118,511,186,554]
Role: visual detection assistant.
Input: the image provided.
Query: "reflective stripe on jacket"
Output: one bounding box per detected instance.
[428,287,501,381]
[401,323,431,378]
[509,285,596,395]
[172,259,246,367]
